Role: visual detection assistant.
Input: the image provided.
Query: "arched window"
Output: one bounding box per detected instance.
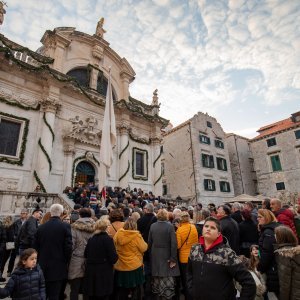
[67,68,89,88]
[97,71,117,100]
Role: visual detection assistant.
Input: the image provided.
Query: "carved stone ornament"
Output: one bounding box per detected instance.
[95,17,106,38]
[64,115,101,146]
[40,97,61,114]
[92,45,104,60]
[0,176,19,191]
[0,87,39,108]
[0,1,6,26]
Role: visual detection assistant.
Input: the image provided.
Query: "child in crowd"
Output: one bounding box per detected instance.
[0,248,46,300]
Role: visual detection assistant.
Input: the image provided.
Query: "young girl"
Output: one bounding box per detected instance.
[0,248,46,300]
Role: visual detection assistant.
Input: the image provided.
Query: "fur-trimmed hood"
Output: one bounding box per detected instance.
[275,245,300,258]
[71,217,95,233]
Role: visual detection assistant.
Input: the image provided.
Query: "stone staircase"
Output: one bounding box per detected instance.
[0,190,74,217]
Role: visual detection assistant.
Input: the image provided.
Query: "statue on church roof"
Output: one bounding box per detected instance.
[95,17,106,38]
[152,89,159,106]
[0,1,7,26]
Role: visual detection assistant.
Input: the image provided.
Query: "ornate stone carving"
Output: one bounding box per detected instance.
[92,45,104,60]
[40,97,61,114]
[0,176,19,190]
[64,115,101,145]
[0,87,39,108]
[0,1,6,26]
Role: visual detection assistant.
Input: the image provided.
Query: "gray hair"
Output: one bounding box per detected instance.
[50,204,64,217]
[145,203,154,213]
[232,202,242,210]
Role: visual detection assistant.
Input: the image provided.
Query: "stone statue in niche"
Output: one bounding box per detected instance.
[86,116,98,132]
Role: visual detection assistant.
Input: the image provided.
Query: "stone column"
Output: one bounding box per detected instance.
[120,72,130,101]
[35,93,61,192]
[63,138,75,188]
[52,35,71,72]
[118,122,130,187]
[152,135,162,197]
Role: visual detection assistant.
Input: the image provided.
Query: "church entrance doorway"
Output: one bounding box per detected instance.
[75,161,95,186]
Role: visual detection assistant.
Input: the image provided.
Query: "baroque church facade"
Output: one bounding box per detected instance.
[0,20,168,196]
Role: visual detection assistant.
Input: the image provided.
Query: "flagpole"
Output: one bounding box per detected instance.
[98,67,117,206]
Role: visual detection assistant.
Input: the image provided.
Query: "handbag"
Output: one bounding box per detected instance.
[6,242,15,250]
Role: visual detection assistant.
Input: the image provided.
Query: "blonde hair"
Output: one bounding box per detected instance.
[123,217,137,230]
[180,211,190,223]
[94,217,110,234]
[157,209,169,221]
[131,212,141,222]
[257,209,277,224]
[3,216,13,227]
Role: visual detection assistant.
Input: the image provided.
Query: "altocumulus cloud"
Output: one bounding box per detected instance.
[1,0,300,137]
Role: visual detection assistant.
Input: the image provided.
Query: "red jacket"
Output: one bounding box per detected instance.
[275,208,297,235]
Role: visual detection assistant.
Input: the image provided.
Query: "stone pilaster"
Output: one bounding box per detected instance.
[35,91,61,192]
[63,138,75,188]
[52,35,71,72]
[120,72,130,101]
[152,135,162,197]
[118,121,130,187]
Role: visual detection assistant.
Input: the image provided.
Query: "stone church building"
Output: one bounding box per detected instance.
[0,20,168,197]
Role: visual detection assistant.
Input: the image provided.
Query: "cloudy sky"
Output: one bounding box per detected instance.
[1,0,299,138]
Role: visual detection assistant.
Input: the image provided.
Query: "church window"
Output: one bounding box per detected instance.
[133,148,148,180]
[0,117,23,157]
[67,68,90,88]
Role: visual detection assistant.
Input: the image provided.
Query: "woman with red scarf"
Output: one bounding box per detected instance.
[186,217,256,300]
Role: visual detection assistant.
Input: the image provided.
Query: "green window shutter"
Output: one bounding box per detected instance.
[209,155,214,168]
[224,159,227,171]
[271,155,282,171]
[204,179,208,190]
[202,154,206,167]
[212,180,216,191]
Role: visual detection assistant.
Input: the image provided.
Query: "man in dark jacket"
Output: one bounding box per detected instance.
[35,203,72,300]
[217,205,240,254]
[18,208,42,255]
[231,202,243,224]
[137,203,157,300]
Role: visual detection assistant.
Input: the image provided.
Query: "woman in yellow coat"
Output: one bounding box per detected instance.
[176,211,199,300]
[114,217,148,299]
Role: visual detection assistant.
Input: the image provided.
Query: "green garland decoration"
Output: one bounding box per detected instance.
[129,131,151,145]
[119,140,129,159]
[38,138,52,172]
[154,170,163,186]
[132,147,148,181]
[119,160,130,182]
[1,35,169,126]
[0,35,54,64]
[43,112,55,144]
[153,150,162,168]
[0,96,40,111]
[33,170,47,193]
[0,112,29,166]
[71,151,100,186]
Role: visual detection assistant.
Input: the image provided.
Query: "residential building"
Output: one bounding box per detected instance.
[226,133,257,196]
[249,112,300,203]
[162,112,234,206]
[0,21,168,206]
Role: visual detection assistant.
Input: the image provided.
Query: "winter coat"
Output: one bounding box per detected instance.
[257,222,279,294]
[19,216,39,249]
[231,210,243,224]
[148,220,180,277]
[239,220,259,257]
[0,265,46,300]
[186,236,256,300]
[176,222,198,263]
[113,228,147,271]
[107,221,124,238]
[35,216,72,282]
[275,208,297,235]
[68,217,95,280]
[275,244,300,300]
[83,232,118,297]
[220,215,240,254]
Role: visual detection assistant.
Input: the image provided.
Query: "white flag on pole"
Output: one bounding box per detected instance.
[98,67,116,192]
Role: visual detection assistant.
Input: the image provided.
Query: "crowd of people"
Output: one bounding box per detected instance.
[0,183,299,300]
